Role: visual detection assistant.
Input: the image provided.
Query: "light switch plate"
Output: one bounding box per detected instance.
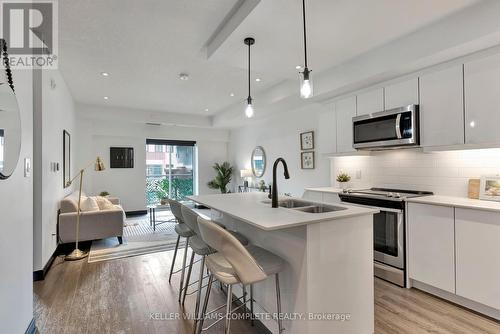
[24,158,31,177]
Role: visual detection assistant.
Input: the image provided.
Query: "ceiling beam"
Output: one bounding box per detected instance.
[205,0,260,59]
[76,103,215,128]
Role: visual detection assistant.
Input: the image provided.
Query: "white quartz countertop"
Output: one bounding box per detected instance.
[407,195,500,213]
[304,187,344,193]
[188,192,378,231]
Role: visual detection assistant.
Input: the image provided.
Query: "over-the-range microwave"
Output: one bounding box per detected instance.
[352,104,419,150]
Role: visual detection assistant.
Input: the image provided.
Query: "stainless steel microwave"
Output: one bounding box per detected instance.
[353,104,419,150]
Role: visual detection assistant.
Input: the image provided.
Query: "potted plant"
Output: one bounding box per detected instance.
[207,162,233,194]
[99,191,110,197]
[336,172,351,192]
[258,180,267,192]
[155,179,169,205]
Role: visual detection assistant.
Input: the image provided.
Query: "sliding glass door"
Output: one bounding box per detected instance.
[145,139,196,205]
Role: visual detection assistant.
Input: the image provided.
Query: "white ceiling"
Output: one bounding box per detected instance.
[59,0,479,118]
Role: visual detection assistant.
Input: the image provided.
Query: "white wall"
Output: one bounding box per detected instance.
[330,148,500,197]
[0,69,34,332]
[33,70,77,271]
[228,103,331,196]
[76,113,230,211]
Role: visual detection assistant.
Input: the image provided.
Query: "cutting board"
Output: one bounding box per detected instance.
[468,179,480,199]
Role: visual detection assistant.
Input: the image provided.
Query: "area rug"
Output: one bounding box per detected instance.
[88,211,181,263]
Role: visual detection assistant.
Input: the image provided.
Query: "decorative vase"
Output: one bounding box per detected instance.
[339,182,350,192]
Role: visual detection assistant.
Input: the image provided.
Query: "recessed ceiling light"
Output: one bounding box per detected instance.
[255,78,261,82]
[205,108,209,112]
[179,73,189,81]
[101,72,109,77]
[103,96,109,100]
[230,93,235,97]
[295,65,302,69]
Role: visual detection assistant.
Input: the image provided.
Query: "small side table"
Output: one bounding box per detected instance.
[147,204,177,231]
[238,185,268,193]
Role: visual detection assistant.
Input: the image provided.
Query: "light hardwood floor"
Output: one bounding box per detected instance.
[34,250,500,334]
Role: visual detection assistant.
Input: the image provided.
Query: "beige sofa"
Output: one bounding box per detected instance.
[58,192,125,244]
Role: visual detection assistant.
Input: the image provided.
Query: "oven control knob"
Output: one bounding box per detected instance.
[394,193,401,198]
[387,192,394,197]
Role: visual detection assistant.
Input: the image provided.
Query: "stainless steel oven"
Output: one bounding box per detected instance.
[353,104,419,150]
[339,188,433,287]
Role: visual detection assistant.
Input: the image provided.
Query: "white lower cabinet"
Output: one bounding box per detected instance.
[322,192,341,204]
[301,191,340,204]
[455,208,500,310]
[302,190,323,202]
[407,203,455,293]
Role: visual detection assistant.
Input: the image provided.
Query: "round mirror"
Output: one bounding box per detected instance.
[0,83,21,180]
[251,146,266,178]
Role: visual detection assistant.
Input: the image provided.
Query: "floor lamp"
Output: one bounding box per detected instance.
[65,157,106,261]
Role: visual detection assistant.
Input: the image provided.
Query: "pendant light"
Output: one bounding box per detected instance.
[299,0,313,99]
[244,37,255,118]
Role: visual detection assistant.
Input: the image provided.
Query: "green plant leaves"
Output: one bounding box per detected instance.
[207,161,233,193]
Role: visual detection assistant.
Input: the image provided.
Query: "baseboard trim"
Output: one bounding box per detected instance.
[25,318,36,334]
[126,210,147,217]
[411,279,500,322]
[33,245,60,281]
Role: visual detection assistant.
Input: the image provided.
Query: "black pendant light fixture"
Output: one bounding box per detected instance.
[244,37,255,118]
[299,0,313,99]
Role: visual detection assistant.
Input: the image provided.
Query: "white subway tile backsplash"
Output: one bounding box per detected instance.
[331,148,500,197]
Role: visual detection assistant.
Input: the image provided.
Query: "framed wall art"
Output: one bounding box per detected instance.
[301,151,315,169]
[300,131,314,150]
[479,175,500,202]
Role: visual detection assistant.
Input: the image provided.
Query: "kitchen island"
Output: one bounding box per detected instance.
[188,192,378,334]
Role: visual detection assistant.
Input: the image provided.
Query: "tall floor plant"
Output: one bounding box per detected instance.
[207,162,233,194]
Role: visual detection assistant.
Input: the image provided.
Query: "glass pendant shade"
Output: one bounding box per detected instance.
[245,101,254,118]
[299,69,313,99]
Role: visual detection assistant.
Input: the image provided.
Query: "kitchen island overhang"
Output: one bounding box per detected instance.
[188,192,378,334]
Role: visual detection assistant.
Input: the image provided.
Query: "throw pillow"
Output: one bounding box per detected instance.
[80,196,100,212]
[95,196,115,210]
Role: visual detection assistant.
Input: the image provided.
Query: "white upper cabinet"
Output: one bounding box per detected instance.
[464,53,500,145]
[356,88,383,116]
[420,65,465,147]
[407,203,456,293]
[317,104,336,154]
[455,208,500,310]
[384,77,419,110]
[335,96,357,153]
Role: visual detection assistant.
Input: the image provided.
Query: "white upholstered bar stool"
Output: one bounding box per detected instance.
[181,206,249,330]
[167,199,196,301]
[196,216,285,334]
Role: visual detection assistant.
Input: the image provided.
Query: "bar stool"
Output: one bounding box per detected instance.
[167,199,196,303]
[181,206,249,332]
[196,216,285,334]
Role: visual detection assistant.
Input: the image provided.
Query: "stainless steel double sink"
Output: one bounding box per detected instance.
[262,199,347,213]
